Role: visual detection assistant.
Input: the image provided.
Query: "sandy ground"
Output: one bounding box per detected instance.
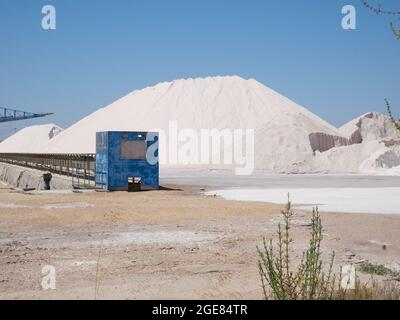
[0,183,399,300]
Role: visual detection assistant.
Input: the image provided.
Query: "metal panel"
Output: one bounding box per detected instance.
[120,140,147,160]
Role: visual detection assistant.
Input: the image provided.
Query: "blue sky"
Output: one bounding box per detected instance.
[0,0,399,140]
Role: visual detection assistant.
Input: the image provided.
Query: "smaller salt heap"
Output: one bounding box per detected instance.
[0,124,63,153]
[309,112,400,174]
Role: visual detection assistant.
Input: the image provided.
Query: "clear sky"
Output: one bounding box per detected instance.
[1,0,399,140]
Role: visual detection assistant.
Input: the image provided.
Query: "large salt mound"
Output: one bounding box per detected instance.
[43,76,342,172]
[0,124,62,153]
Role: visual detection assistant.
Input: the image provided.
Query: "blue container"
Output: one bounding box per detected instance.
[95,131,159,191]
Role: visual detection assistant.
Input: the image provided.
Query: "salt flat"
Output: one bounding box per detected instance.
[161,169,400,214]
[206,188,400,215]
[161,169,400,189]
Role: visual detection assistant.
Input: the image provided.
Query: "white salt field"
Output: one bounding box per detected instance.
[206,187,400,215]
[161,169,400,189]
[160,169,400,214]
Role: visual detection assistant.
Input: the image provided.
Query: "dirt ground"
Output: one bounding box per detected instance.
[0,183,399,300]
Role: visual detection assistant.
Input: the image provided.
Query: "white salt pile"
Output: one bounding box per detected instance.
[0,124,62,153]
[42,76,343,172]
[2,76,399,175]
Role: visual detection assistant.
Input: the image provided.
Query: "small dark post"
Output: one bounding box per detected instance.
[43,172,52,190]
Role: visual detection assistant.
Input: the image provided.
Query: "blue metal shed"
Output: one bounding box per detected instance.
[95,131,159,191]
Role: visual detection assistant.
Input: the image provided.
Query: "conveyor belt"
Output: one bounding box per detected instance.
[0,153,96,188]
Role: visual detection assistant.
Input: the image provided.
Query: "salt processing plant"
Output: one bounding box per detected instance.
[1,0,400,301]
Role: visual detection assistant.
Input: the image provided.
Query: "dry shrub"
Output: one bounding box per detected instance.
[257,197,400,300]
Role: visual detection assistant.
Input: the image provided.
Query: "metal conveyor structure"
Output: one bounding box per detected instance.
[0,153,96,189]
[0,107,53,123]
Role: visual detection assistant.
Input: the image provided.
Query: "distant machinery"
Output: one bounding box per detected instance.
[0,107,53,123]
